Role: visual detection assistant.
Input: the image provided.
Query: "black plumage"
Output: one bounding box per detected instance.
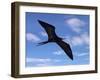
[38,20,73,60]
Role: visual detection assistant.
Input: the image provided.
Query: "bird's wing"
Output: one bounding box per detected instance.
[56,40,73,60]
[38,20,55,39]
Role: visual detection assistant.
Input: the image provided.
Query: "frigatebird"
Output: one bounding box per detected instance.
[38,20,73,60]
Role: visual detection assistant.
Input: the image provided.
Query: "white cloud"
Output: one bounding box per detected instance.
[72,33,89,46]
[53,50,63,55]
[63,36,71,44]
[71,36,83,46]
[36,63,52,66]
[76,53,88,57]
[35,59,61,66]
[53,59,61,62]
[65,18,86,33]
[26,33,40,42]
[26,57,62,67]
[63,33,89,46]
[81,33,89,45]
[26,57,61,63]
[40,32,47,37]
[26,58,51,63]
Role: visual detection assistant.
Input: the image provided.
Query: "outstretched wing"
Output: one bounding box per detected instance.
[56,40,73,60]
[38,20,56,39]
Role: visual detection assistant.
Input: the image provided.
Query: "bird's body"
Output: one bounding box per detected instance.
[38,20,73,60]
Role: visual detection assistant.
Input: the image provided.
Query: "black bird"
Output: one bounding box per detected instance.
[38,20,73,60]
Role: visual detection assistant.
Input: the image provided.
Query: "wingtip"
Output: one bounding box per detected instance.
[38,19,41,23]
[70,56,73,60]
[38,20,45,25]
[71,57,73,60]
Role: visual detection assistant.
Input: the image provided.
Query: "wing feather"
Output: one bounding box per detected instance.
[56,40,73,60]
[38,20,56,39]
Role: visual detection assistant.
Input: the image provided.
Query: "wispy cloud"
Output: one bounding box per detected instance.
[26,57,61,63]
[71,36,83,46]
[75,52,88,57]
[26,33,40,42]
[63,33,89,46]
[53,50,63,55]
[71,33,89,46]
[40,32,47,37]
[65,18,86,33]
[35,63,52,66]
[26,58,51,63]
[35,59,61,67]
[81,33,89,45]
[63,36,71,44]
[26,57,62,66]
[26,57,62,67]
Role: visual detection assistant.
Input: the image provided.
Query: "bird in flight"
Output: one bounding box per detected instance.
[38,20,73,60]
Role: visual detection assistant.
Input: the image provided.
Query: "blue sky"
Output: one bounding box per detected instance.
[25,12,90,67]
